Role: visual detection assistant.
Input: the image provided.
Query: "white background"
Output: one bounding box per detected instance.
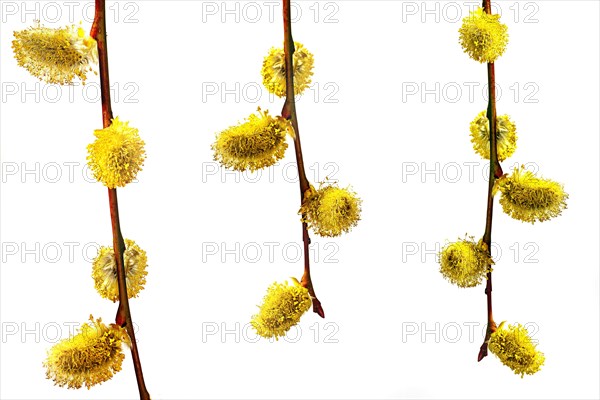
[1,1,599,399]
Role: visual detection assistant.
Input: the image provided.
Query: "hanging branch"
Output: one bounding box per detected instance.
[477,0,504,362]
[280,0,324,318]
[90,0,151,397]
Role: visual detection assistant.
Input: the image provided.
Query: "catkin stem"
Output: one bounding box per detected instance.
[478,0,501,362]
[91,1,150,397]
[281,0,324,318]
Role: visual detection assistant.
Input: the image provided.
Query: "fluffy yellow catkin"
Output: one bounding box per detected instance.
[13,23,97,84]
[300,184,362,237]
[489,322,545,377]
[261,42,314,97]
[439,236,493,288]
[251,278,311,340]
[212,107,292,171]
[91,239,148,302]
[44,316,130,389]
[495,166,568,224]
[470,111,517,161]
[87,117,146,188]
[459,7,508,63]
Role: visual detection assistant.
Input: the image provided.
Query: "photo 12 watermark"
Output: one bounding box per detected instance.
[401,241,541,264]
[200,1,340,24]
[202,241,340,264]
[2,81,140,104]
[201,81,339,104]
[401,161,539,184]
[401,321,540,343]
[401,82,540,104]
[1,321,141,344]
[201,321,339,343]
[202,161,340,184]
[1,1,140,24]
[1,241,102,264]
[400,1,540,24]
[1,161,140,185]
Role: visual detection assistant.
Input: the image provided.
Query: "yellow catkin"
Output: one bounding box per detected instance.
[251,278,311,340]
[459,7,508,63]
[212,107,292,171]
[439,236,493,288]
[489,322,545,377]
[44,316,130,389]
[261,42,314,97]
[470,111,517,161]
[495,166,568,223]
[12,24,97,84]
[91,239,148,302]
[300,184,362,237]
[86,117,146,188]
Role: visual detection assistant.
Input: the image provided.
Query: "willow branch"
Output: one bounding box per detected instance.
[477,0,503,362]
[91,1,150,397]
[280,0,324,318]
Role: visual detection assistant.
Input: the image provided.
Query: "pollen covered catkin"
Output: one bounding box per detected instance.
[251,278,311,340]
[470,111,517,161]
[489,322,545,377]
[459,7,508,63]
[261,42,314,97]
[87,117,146,188]
[92,239,148,302]
[439,237,492,288]
[495,166,568,224]
[212,108,292,171]
[13,23,97,84]
[300,184,362,237]
[44,316,130,389]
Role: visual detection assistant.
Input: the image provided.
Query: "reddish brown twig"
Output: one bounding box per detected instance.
[280,0,324,318]
[91,1,151,397]
[478,0,502,362]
